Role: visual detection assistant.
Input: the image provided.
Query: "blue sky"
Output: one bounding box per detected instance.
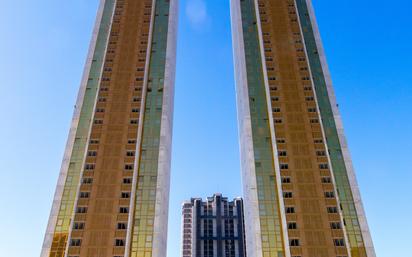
[0,0,411,256]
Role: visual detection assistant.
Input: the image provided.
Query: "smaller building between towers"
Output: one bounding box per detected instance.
[181,194,246,257]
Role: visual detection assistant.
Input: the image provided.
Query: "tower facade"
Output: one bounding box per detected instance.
[230,1,375,257]
[41,0,177,257]
[181,194,246,257]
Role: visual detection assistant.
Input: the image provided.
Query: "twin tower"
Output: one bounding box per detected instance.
[41,1,375,257]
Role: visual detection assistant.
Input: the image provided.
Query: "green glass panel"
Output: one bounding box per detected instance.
[49,1,116,256]
[295,0,366,255]
[129,1,170,256]
[240,0,285,256]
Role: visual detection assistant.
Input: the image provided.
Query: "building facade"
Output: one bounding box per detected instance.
[41,0,177,257]
[230,1,375,257]
[181,194,246,257]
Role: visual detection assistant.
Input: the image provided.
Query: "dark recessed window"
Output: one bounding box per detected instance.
[115,239,125,246]
[117,223,127,230]
[330,222,342,230]
[82,178,93,184]
[282,177,291,183]
[70,239,82,247]
[119,207,129,213]
[325,191,335,198]
[321,177,332,183]
[76,207,87,213]
[288,222,297,229]
[79,192,90,198]
[121,192,130,198]
[123,178,132,184]
[327,206,338,213]
[285,207,295,213]
[290,239,300,246]
[334,239,345,247]
[73,222,85,230]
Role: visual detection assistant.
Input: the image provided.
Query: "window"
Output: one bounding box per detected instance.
[96,108,105,113]
[278,151,287,156]
[70,239,81,247]
[321,177,332,183]
[290,239,300,246]
[82,178,93,184]
[308,108,316,112]
[128,139,136,144]
[115,239,125,246]
[274,119,283,124]
[130,119,138,124]
[119,207,129,213]
[79,192,90,198]
[305,96,314,101]
[123,178,132,184]
[73,222,85,230]
[121,192,130,198]
[117,223,127,230]
[76,207,87,213]
[319,163,329,169]
[282,177,291,183]
[334,239,345,247]
[316,151,326,156]
[285,207,295,213]
[132,108,139,113]
[277,139,286,144]
[87,151,97,157]
[310,119,319,123]
[330,222,342,229]
[124,164,133,170]
[273,107,281,112]
[283,192,293,198]
[126,151,135,157]
[314,139,323,143]
[325,191,335,198]
[327,207,338,213]
[84,164,95,170]
[94,119,103,125]
[90,139,99,144]
[288,222,297,229]
[280,163,289,170]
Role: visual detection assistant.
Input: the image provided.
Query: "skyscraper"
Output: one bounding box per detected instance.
[41,1,177,257]
[230,1,375,257]
[181,194,246,257]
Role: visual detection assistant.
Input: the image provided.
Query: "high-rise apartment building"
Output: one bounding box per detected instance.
[230,1,375,257]
[181,194,246,257]
[41,1,177,257]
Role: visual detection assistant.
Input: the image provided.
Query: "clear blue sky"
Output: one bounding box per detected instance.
[0,0,410,256]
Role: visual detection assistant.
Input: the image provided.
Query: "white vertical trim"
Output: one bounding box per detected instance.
[252,0,292,255]
[152,0,178,256]
[305,1,376,256]
[230,1,263,257]
[124,0,157,256]
[292,1,352,255]
[40,1,108,256]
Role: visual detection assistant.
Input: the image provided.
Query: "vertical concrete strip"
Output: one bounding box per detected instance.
[152,0,178,256]
[230,1,263,257]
